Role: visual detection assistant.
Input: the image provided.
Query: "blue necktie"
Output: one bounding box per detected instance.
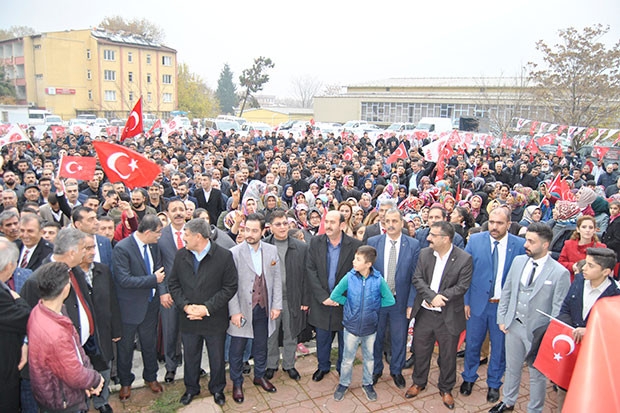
[143,245,154,301]
[490,240,499,297]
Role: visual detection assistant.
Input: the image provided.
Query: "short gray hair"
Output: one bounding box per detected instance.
[53,228,88,255]
[185,218,212,239]
[385,208,403,219]
[0,210,19,225]
[0,237,19,272]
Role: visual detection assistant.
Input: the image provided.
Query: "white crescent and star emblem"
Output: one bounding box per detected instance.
[128,112,140,131]
[551,334,576,361]
[107,152,138,179]
[65,161,83,174]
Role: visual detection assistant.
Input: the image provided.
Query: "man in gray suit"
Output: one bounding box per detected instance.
[228,213,282,403]
[490,222,570,413]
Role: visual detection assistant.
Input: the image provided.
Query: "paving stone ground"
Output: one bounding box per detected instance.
[105,343,559,412]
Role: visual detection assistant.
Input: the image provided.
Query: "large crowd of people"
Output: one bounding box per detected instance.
[1,125,620,412]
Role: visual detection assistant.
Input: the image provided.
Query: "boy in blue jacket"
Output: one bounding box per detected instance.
[326,245,395,402]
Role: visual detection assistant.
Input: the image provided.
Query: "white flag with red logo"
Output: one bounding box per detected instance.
[0,124,30,147]
[120,97,143,141]
[421,135,449,162]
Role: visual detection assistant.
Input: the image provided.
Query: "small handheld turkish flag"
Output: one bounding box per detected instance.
[386,142,408,164]
[93,141,160,189]
[533,318,580,390]
[120,97,143,141]
[58,156,96,181]
[343,147,354,161]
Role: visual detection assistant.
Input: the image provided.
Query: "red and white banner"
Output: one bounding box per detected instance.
[0,124,30,147]
[58,156,97,181]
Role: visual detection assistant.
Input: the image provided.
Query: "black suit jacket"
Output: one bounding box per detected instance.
[306,232,363,331]
[88,262,122,361]
[0,285,30,390]
[168,243,238,334]
[17,238,53,271]
[411,247,473,336]
[195,188,225,225]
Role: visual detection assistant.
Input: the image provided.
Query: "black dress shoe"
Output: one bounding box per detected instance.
[200,368,208,377]
[111,376,120,385]
[97,404,113,413]
[460,381,474,396]
[233,385,244,403]
[404,354,415,369]
[265,368,276,379]
[391,373,406,389]
[312,369,329,382]
[179,392,198,406]
[372,373,382,385]
[480,357,489,365]
[456,350,465,358]
[253,377,277,392]
[164,371,175,383]
[213,392,225,406]
[284,368,301,380]
[487,387,500,403]
[489,401,514,413]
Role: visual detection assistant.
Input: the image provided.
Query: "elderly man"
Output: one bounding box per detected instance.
[17,214,53,271]
[168,219,238,406]
[0,210,20,242]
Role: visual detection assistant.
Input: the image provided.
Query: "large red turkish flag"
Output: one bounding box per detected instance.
[342,147,354,161]
[58,156,96,180]
[93,141,160,189]
[533,318,580,390]
[120,97,143,141]
[386,142,408,164]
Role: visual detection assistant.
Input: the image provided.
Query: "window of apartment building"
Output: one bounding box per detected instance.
[162,74,172,84]
[33,45,41,50]
[162,56,172,66]
[104,70,116,81]
[128,72,133,82]
[35,74,43,79]
[128,52,133,62]
[87,70,92,80]
[103,50,115,61]
[88,90,93,100]
[146,73,152,83]
[147,92,152,102]
[86,49,91,60]
[104,90,116,101]
[146,54,151,64]
[105,111,115,119]
[162,93,173,103]
[129,91,134,101]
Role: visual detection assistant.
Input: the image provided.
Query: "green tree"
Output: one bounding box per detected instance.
[527,24,620,149]
[238,56,275,116]
[99,16,165,42]
[177,63,219,119]
[216,64,238,115]
[0,66,16,104]
[0,26,36,41]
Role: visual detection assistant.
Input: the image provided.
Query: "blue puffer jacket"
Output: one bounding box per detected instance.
[342,268,383,337]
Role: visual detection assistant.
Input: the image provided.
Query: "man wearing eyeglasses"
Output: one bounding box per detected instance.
[405,221,473,410]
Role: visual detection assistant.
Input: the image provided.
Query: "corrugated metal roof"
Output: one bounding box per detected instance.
[243,107,314,115]
[347,77,524,88]
[91,29,176,52]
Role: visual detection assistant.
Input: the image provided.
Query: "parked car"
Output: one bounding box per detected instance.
[342,120,369,131]
[94,118,109,127]
[240,122,272,136]
[44,115,63,126]
[204,118,240,132]
[387,122,416,133]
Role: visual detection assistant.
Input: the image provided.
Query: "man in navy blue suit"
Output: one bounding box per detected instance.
[368,208,420,389]
[72,206,113,265]
[460,207,525,403]
[113,214,166,401]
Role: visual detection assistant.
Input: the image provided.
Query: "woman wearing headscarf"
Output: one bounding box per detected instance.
[281,184,294,208]
[575,186,597,216]
[470,194,488,226]
[548,200,582,260]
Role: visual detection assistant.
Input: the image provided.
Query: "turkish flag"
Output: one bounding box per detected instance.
[58,156,97,180]
[593,146,610,159]
[435,141,454,181]
[583,127,597,141]
[547,173,574,201]
[529,121,540,136]
[49,125,66,140]
[317,206,327,235]
[563,296,620,413]
[120,97,143,141]
[93,141,161,189]
[386,142,408,164]
[556,145,563,157]
[147,119,162,136]
[343,147,354,161]
[557,125,568,135]
[526,139,539,154]
[310,118,315,126]
[0,124,30,147]
[536,134,555,146]
[533,318,580,390]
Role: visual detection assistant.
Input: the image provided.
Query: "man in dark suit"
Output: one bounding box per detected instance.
[16,214,53,271]
[78,234,122,413]
[0,238,30,412]
[415,206,466,249]
[490,223,570,413]
[72,206,113,265]
[363,199,395,241]
[460,207,526,403]
[112,215,166,401]
[157,199,186,383]
[168,218,238,406]
[264,209,309,381]
[367,208,420,389]
[195,172,225,226]
[306,210,363,382]
[405,221,473,410]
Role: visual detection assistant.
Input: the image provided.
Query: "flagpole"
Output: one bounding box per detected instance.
[535,309,575,330]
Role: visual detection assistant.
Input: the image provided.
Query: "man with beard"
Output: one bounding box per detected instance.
[130,188,157,222]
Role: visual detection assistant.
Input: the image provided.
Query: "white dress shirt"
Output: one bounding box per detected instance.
[422,246,453,312]
[582,278,611,320]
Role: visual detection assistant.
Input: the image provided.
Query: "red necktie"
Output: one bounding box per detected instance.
[175,231,184,249]
[7,276,15,290]
[69,270,95,336]
[20,249,30,268]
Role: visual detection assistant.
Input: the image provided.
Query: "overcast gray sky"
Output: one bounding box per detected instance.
[2,0,619,99]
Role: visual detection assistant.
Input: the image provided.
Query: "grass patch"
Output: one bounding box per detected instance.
[150,388,183,413]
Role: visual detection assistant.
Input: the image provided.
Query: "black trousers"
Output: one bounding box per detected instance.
[412,308,460,393]
[182,331,226,395]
